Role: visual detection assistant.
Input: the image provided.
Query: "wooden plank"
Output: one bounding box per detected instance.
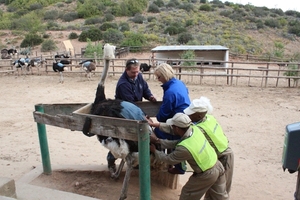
[33,111,149,141]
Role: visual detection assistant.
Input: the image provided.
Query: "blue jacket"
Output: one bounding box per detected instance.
[115,71,153,103]
[156,78,190,122]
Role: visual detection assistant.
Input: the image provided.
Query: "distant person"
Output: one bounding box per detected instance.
[149,113,228,200]
[184,96,234,195]
[107,58,156,172]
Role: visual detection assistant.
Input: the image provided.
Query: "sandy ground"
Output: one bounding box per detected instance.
[0,52,300,199]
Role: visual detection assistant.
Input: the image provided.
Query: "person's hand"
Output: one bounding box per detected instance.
[146,117,154,124]
[150,143,156,153]
[150,133,159,144]
[149,96,157,102]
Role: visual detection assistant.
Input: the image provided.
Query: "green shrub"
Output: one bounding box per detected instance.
[178,3,194,12]
[29,3,43,11]
[46,21,60,30]
[164,26,179,35]
[153,0,164,7]
[43,33,50,39]
[85,17,102,25]
[20,33,43,48]
[68,32,78,39]
[103,28,124,44]
[78,28,102,42]
[121,31,147,47]
[147,16,156,22]
[44,10,59,20]
[119,22,130,32]
[199,4,212,11]
[131,13,146,24]
[264,18,281,28]
[177,32,194,44]
[99,22,118,31]
[103,13,115,22]
[180,50,196,67]
[148,3,160,13]
[84,39,103,58]
[62,12,79,22]
[41,39,57,52]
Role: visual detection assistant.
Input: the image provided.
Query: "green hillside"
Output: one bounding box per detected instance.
[0,0,300,60]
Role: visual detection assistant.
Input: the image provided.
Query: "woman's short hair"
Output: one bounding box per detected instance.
[154,63,175,81]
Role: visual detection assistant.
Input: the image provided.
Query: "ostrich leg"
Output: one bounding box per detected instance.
[119,154,134,200]
[59,72,64,83]
[111,159,126,179]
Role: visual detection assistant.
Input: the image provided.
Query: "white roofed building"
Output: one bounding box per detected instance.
[151,45,229,67]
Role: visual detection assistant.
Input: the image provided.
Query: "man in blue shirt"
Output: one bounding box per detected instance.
[115,58,156,102]
[107,58,156,172]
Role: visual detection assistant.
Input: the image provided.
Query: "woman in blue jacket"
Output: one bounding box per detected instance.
[153,63,191,174]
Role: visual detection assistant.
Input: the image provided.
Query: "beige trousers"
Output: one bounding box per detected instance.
[179,161,228,200]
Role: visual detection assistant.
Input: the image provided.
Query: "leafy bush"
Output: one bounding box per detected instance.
[180,50,196,67]
[121,31,147,47]
[29,3,43,11]
[46,21,60,30]
[148,3,160,13]
[153,0,164,7]
[119,22,130,32]
[20,33,43,48]
[62,12,79,22]
[264,18,281,28]
[164,26,179,35]
[85,17,102,25]
[103,13,115,22]
[100,22,118,31]
[147,16,156,22]
[84,39,103,58]
[199,4,212,11]
[177,32,194,44]
[44,10,59,20]
[41,39,57,52]
[178,3,194,12]
[68,32,78,39]
[43,33,50,39]
[78,28,102,42]
[131,13,146,24]
[102,28,124,44]
[77,0,103,18]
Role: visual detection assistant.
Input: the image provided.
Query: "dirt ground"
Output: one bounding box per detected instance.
[0,49,300,199]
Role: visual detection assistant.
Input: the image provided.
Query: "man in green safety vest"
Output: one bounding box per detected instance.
[183,96,234,196]
[149,113,228,200]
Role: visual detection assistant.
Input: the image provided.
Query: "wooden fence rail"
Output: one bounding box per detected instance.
[1,58,299,88]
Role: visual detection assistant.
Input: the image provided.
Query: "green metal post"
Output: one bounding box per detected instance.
[138,122,151,200]
[35,104,52,175]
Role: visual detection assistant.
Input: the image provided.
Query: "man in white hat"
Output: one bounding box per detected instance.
[149,113,228,200]
[184,96,234,196]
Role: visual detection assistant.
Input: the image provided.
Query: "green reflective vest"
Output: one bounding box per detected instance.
[196,114,228,155]
[177,125,217,172]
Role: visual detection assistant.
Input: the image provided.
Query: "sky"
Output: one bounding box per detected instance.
[222,0,300,12]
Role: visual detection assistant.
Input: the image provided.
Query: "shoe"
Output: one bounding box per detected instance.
[168,167,185,175]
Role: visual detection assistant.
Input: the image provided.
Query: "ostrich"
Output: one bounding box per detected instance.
[52,62,65,83]
[81,43,155,200]
[13,58,29,76]
[79,60,96,80]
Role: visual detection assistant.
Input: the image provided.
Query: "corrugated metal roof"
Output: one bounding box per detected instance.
[151,45,228,51]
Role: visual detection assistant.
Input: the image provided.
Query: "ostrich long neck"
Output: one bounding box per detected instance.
[92,59,111,109]
[99,59,110,86]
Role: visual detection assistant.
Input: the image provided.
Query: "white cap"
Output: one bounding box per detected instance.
[166,113,192,128]
[184,96,213,115]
